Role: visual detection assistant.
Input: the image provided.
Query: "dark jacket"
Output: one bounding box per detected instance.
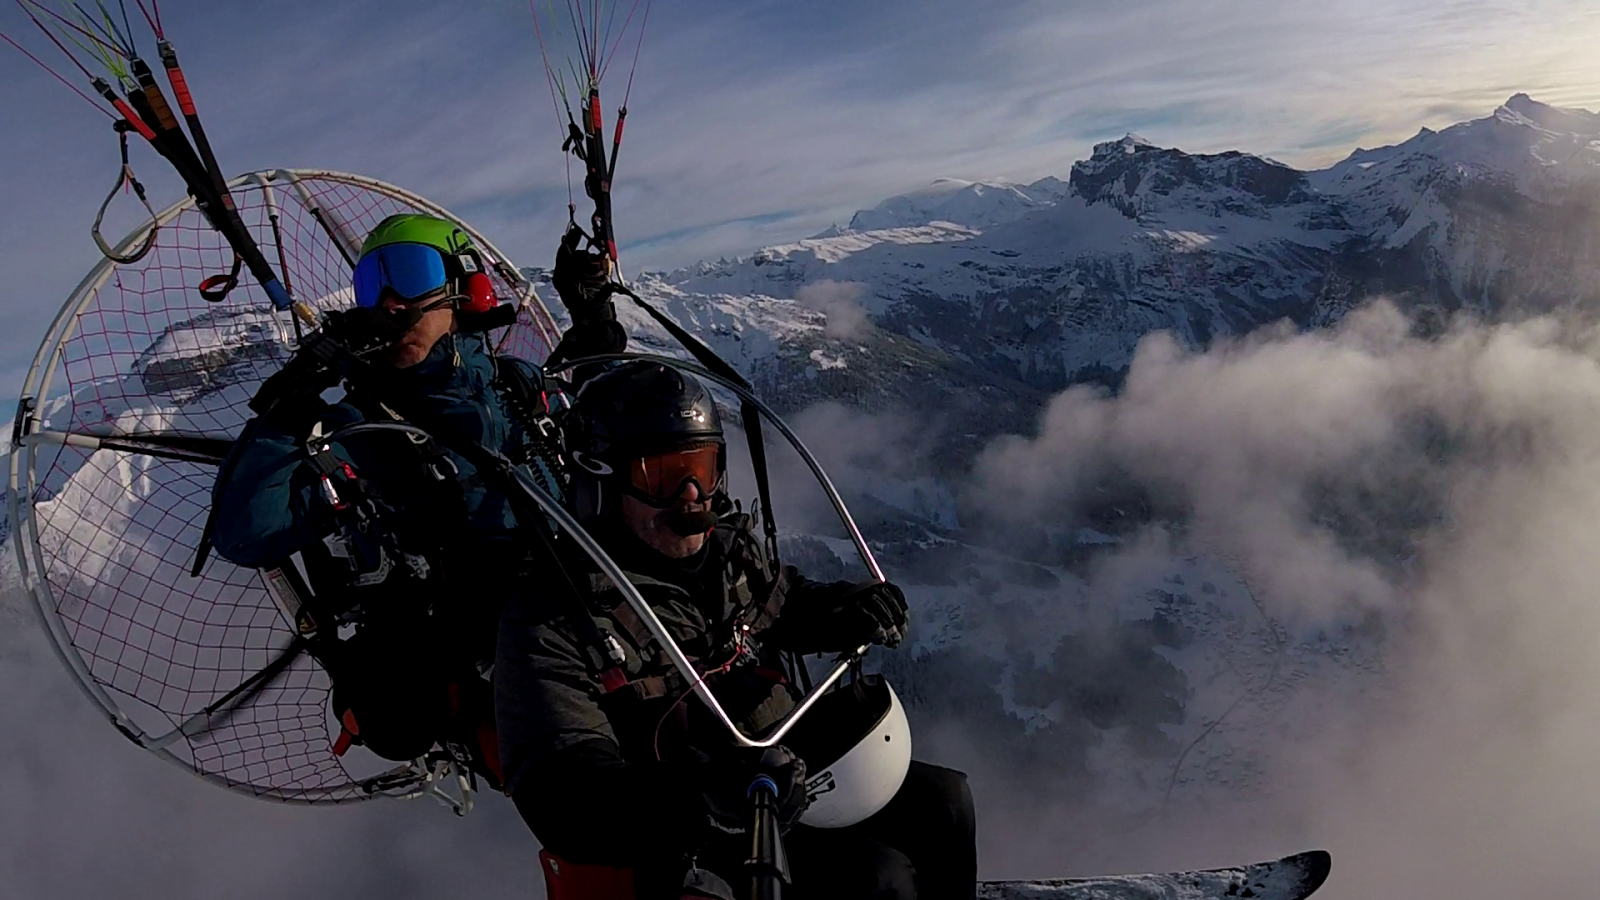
[211,331,554,570]
[210,332,564,684]
[495,513,862,868]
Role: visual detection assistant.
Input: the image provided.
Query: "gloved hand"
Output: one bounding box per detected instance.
[552,226,616,324]
[320,305,419,357]
[548,320,627,369]
[701,745,810,832]
[835,581,909,649]
[769,580,910,653]
[248,307,419,431]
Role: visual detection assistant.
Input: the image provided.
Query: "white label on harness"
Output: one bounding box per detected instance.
[263,567,303,619]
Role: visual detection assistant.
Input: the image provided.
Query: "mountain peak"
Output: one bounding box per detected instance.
[845,177,1054,232]
[1491,92,1600,138]
[1072,137,1309,219]
[1089,133,1159,160]
[1504,92,1539,113]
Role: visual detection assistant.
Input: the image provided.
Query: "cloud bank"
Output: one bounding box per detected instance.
[888,302,1600,896]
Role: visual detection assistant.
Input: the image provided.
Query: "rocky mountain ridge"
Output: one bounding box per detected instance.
[628,94,1600,407]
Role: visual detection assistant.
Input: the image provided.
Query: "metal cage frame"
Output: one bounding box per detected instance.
[8,168,557,804]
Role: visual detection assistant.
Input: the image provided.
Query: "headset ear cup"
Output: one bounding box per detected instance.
[570,471,607,524]
[461,272,497,314]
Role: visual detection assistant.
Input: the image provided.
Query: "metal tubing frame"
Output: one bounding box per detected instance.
[548,352,886,583]
[316,416,879,751]
[542,353,890,746]
[510,463,871,749]
[7,175,867,793]
[19,429,233,465]
[249,173,302,349]
[8,168,556,804]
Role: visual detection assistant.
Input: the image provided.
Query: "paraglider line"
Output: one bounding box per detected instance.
[17,1,124,62]
[16,1,96,75]
[599,0,618,65]
[90,0,135,56]
[115,0,136,56]
[562,0,590,72]
[590,0,600,72]
[529,2,571,129]
[70,1,130,58]
[0,28,115,115]
[599,0,649,84]
[529,0,579,210]
[617,0,649,107]
[133,0,160,39]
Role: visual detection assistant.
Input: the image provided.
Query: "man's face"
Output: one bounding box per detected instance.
[621,477,712,558]
[382,290,455,368]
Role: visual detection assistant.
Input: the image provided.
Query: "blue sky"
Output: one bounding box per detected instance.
[2,0,1600,396]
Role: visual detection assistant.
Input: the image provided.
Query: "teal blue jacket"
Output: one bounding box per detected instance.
[211,332,557,571]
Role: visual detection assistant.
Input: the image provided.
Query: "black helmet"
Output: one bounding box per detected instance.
[575,361,723,457]
[568,361,727,523]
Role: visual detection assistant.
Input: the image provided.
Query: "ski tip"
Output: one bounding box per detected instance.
[1284,849,1332,898]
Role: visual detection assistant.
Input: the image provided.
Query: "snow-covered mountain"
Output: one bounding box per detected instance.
[841,176,1068,232]
[634,95,1600,402]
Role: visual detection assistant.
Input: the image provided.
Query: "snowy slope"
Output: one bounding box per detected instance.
[650,136,1346,390]
[637,95,1600,396]
[844,176,1067,232]
[1306,93,1600,318]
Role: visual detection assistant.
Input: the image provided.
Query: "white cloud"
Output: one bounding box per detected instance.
[795,280,873,340]
[958,301,1600,894]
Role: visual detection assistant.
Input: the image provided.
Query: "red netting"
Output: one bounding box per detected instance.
[21,171,558,803]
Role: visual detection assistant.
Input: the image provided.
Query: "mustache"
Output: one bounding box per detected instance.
[663,507,718,536]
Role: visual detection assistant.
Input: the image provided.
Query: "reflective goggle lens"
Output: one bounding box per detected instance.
[353,243,449,308]
[629,444,722,501]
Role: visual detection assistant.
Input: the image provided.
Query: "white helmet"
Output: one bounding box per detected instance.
[785,676,912,829]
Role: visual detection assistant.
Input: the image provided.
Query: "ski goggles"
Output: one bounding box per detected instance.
[353,242,450,308]
[627,443,723,504]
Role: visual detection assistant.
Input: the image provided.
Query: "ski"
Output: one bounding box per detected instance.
[977,850,1330,900]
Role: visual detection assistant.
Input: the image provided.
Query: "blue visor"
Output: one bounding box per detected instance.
[352,242,449,308]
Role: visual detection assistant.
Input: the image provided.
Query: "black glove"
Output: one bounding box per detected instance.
[248,307,418,431]
[319,305,419,356]
[770,580,910,653]
[701,745,809,832]
[552,226,616,324]
[838,581,909,648]
[547,320,627,369]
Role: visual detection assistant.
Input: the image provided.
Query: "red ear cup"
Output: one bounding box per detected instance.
[460,271,497,314]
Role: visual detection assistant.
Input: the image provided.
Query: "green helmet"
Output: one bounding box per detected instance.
[359,213,478,258]
[354,214,501,315]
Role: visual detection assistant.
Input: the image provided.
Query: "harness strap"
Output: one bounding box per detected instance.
[742,566,789,634]
[612,674,671,701]
[93,124,159,265]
